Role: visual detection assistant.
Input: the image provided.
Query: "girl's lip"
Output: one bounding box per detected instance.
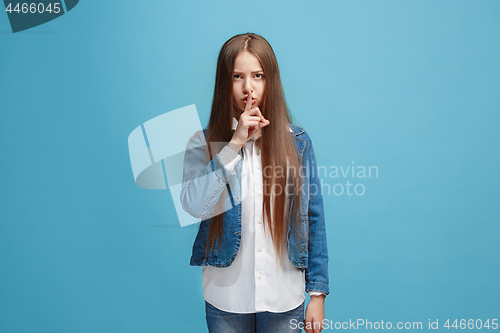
[243,98,256,103]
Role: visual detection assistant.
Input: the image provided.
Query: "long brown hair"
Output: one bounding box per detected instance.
[204,32,305,266]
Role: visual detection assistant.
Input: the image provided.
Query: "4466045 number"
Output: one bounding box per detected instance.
[5,3,61,14]
[444,319,498,330]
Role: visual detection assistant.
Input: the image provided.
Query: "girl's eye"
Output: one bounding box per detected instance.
[234,75,241,79]
[255,74,264,79]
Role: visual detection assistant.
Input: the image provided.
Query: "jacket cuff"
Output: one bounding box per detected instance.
[218,145,241,172]
[305,281,330,296]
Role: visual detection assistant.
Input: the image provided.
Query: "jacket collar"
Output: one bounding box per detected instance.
[288,123,305,136]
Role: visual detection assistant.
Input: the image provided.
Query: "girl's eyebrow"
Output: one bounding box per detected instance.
[233,70,264,74]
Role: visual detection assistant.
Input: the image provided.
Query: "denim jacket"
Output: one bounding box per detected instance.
[180,124,329,295]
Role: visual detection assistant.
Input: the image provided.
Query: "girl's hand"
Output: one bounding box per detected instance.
[230,93,270,148]
[304,295,325,333]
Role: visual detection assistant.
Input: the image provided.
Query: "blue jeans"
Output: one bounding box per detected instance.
[205,300,305,333]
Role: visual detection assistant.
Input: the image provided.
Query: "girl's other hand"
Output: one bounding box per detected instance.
[230,93,270,148]
[304,295,325,333]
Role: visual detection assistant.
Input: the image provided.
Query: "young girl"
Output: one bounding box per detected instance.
[181,33,329,333]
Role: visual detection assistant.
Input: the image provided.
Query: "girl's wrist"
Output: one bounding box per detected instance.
[310,294,326,302]
[227,140,243,153]
[229,139,244,151]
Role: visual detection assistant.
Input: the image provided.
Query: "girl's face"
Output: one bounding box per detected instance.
[232,51,266,112]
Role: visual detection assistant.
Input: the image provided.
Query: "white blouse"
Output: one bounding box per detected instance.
[201,117,324,314]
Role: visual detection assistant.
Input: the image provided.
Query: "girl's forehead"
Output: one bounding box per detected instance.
[233,52,263,71]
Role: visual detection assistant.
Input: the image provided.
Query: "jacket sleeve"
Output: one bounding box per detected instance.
[180,130,241,219]
[303,132,330,296]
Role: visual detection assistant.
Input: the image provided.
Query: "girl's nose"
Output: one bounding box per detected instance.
[244,88,253,95]
[244,80,252,94]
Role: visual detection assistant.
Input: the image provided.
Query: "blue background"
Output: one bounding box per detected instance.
[1,0,499,332]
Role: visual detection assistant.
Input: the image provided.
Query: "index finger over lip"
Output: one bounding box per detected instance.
[244,93,253,112]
